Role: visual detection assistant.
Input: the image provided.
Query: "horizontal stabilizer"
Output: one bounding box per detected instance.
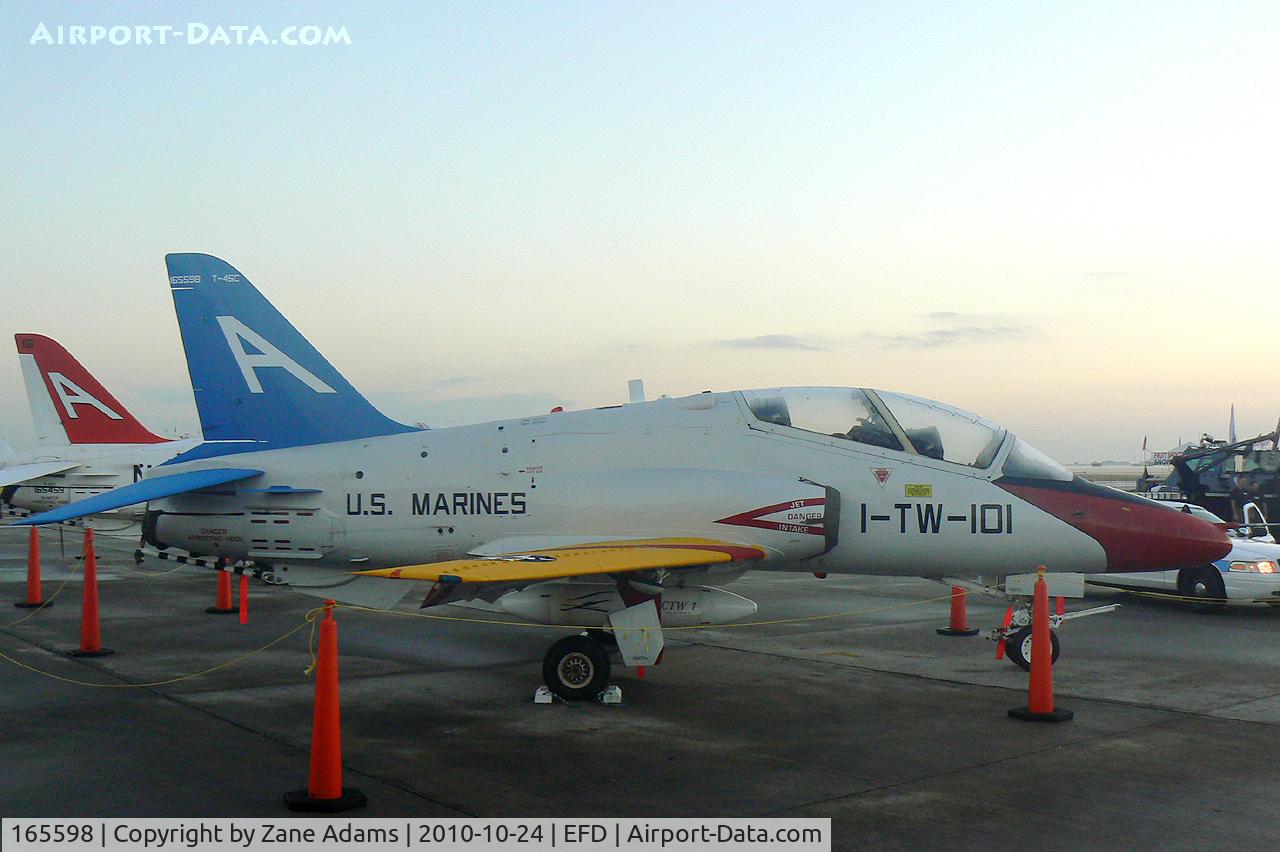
[14,467,262,526]
[242,485,322,494]
[0,460,80,487]
[358,537,766,584]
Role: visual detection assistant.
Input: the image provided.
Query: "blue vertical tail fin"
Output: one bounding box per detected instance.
[166,253,415,454]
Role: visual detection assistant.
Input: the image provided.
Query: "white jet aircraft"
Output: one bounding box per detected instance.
[1,334,200,527]
[20,255,1230,699]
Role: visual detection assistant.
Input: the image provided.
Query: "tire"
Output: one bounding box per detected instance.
[586,628,616,648]
[543,635,610,701]
[1005,626,1060,671]
[1177,565,1227,611]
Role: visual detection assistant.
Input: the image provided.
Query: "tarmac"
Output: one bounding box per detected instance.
[3,523,1280,849]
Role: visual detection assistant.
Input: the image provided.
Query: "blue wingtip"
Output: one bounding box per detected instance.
[17,468,263,526]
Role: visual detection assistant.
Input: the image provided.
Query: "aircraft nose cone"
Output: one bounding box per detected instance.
[998,477,1231,572]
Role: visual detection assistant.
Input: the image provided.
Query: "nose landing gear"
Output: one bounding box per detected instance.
[1002,624,1061,671]
[993,600,1118,670]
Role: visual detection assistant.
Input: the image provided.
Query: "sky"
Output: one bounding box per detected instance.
[2,1,1278,462]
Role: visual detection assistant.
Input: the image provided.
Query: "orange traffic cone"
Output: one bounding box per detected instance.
[284,601,366,812]
[238,575,249,625]
[994,605,1013,660]
[1009,568,1072,722]
[68,528,113,658]
[205,570,238,615]
[936,585,979,636]
[14,527,49,609]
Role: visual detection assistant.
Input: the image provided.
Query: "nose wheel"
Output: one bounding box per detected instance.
[1003,625,1060,671]
[542,634,611,701]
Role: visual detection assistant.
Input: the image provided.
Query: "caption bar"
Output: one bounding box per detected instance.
[2,819,830,851]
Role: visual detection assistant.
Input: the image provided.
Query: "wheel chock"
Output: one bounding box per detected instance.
[598,685,623,705]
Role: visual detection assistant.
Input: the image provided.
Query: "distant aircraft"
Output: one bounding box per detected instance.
[19,254,1230,699]
[0,334,199,525]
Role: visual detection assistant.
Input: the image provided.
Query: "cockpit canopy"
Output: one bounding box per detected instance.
[742,387,1027,471]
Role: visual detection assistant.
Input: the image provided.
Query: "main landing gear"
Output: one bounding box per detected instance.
[540,596,664,701]
[542,634,612,701]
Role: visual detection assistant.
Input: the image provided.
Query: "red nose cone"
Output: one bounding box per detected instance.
[998,478,1231,572]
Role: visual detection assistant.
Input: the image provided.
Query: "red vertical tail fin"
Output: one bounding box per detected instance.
[14,334,167,445]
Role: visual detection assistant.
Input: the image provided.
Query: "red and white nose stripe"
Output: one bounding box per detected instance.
[998,477,1231,572]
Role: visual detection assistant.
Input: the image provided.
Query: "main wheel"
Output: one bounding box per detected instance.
[1005,626,1060,671]
[543,634,610,701]
[586,628,617,648]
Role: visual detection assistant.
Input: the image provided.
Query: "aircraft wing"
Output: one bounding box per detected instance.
[358,537,766,584]
[0,460,81,487]
[13,467,263,525]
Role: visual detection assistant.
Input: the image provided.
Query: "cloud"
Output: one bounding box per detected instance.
[380,376,479,395]
[866,324,1033,349]
[715,334,825,352]
[428,376,479,388]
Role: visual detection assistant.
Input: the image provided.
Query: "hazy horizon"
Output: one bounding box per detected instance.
[4,1,1278,462]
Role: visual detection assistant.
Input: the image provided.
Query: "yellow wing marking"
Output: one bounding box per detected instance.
[356,537,766,584]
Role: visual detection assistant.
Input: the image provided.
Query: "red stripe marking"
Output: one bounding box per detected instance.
[558,542,766,562]
[999,480,1231,572]
[715,497,826,536]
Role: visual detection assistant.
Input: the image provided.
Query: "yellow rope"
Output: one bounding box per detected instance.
[332,590,962,632]
[130,560,192,577]
[1106,587,1277,607]
[0,576,72,628]
[1,527,78,628]
[0,619,310,688]
[303,605,324,675]
[1,585,963,689]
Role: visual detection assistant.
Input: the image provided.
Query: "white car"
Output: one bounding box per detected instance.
[1088,502,1280,605]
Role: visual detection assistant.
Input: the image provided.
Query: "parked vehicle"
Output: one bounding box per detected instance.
[1087,502,1280,606]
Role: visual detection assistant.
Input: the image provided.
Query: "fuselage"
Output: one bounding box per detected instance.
[141,389,1225,580]
[2,438,201,517]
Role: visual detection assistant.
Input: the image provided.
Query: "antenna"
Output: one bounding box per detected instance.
[627,379,646,404]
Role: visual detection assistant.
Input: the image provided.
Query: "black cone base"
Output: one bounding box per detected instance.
[67,648,115,658]
[205,606,240,615]
[1008,705,1074,722]
[284,787,367,812]
[936,626,979,636]
[14,600,49,609]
